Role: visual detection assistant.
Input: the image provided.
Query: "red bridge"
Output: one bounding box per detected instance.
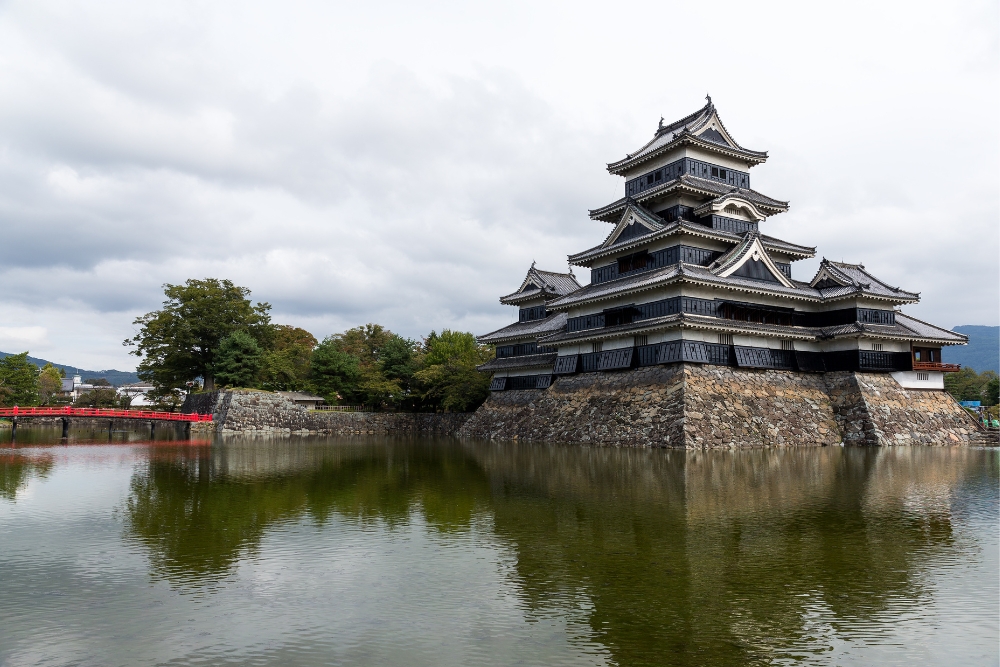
[1,406,211,439]
[0,407,211,422]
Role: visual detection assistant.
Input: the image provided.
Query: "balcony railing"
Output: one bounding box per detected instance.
[912,362,961,373]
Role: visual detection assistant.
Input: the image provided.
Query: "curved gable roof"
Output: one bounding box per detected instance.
[499,264,581,305]
[607,97,768,175]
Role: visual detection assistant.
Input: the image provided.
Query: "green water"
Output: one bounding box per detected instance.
[1,429,997,666]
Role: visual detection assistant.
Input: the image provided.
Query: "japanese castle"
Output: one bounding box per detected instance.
[479,97,965,390]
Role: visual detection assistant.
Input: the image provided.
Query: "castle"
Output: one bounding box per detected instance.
[465,98,985,447]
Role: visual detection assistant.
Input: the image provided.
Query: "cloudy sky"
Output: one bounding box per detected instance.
[0,0,997,371]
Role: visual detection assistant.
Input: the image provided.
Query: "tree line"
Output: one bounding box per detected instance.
[123,278,493,412]
[944,367,999,407]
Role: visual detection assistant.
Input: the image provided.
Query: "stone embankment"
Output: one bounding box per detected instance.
[458,365,993,448]
[182,390,470,436]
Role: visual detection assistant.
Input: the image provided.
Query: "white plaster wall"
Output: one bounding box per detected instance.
[622,145,754,178]
[495,367,554,378]
[860,338,910,353]
[891,371,944,390]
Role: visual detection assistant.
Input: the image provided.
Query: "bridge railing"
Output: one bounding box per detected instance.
[0,406,212,422]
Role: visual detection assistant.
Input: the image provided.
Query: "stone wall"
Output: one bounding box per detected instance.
[182,390,471,436]
[458,364,994,448]
[826,372,989,446]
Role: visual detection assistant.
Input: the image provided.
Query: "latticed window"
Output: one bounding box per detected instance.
[634,335,648,347]
[591,341,603,353]
[718,334,734,345]
[781,340,794,351]
[871,343,883,351]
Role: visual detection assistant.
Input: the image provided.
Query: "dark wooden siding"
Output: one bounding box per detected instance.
[590,245,722,285]
[518,305,546,322]
[625,158,750,197]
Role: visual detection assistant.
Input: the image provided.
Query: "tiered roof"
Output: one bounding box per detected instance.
[499,263,581,305]
[606,96,768,175]
[548,254,919,311]
[590,176,789,222]
[478,312,568,345]
[570,202,814,266]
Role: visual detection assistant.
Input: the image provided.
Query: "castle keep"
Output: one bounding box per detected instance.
[464,98,984,447]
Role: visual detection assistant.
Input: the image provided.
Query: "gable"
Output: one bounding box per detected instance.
[697,127,728,146]
[714,236,794,288]
[604,206,662,247]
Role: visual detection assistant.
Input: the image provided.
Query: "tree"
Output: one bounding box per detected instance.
[38,364,64,405]
[75,388,118,408]
[413,330,492,412]
[84,378,112,387]
[0,352,40,407]
[315,324,411,407]
[260,325,317,391]
[945,368,999,404]
[213,331,265,388]
[310,338,362,404]
[125,279,272,391]
[986,376,1000,407]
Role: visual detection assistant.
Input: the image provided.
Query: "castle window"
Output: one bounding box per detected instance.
[711,167,719,177]
[917,373,929,381]
[634,335,648,347]
[718,334,734,345]
[719,169,727,179]
[654,170,662,181]
[592,341,603,353]
[781,340,794,351]
[871,343,883,352]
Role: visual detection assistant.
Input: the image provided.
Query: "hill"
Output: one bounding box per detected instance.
[942,326,999,374]
[0,351,140,387]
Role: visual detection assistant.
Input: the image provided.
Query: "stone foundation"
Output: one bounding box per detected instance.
[182,390,471,436]
[458,365,994,448]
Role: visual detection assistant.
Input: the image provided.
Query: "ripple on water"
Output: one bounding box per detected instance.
[0,439,996,667]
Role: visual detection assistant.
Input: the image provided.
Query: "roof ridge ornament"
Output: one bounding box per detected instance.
[706,93,712,107]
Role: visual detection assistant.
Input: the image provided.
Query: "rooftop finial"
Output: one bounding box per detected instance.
[658,115,664,130]
[531,259,536,269]
[706,93,712,106]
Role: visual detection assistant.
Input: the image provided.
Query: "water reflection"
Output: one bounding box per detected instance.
[0,451,53,500]
[122,441,494,583]
[117,439,996,665]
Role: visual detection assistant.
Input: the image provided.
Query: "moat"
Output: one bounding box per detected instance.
[1,430,997,666]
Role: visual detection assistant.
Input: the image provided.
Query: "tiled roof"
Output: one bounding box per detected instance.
[478,312,568,344]
[547,258,918,311]
[894,313,967,343]
[589,175,788,222]
[811,260,919,301]
[568,215,814,266]
[539,311,965,347]
[607,99,767,175]
[477,353,557,372]
[499,265,581,305]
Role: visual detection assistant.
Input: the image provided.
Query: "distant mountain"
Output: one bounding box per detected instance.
[0,351,140,387]
[942,326,999,374]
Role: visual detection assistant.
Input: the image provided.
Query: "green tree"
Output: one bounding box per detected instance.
[260,325,317,391]
[213,331,265,388]
[310,339,362,404]
[316,324,414,407]
[125,279,272,391]
[986,377,999,407]
[75,388,118,408]
[0,353,40,407]
[413,330,492,412]
[945,368,999,404]
[38,363,64,405]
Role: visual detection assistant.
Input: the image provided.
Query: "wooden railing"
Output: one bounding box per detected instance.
[912,362,961,372]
